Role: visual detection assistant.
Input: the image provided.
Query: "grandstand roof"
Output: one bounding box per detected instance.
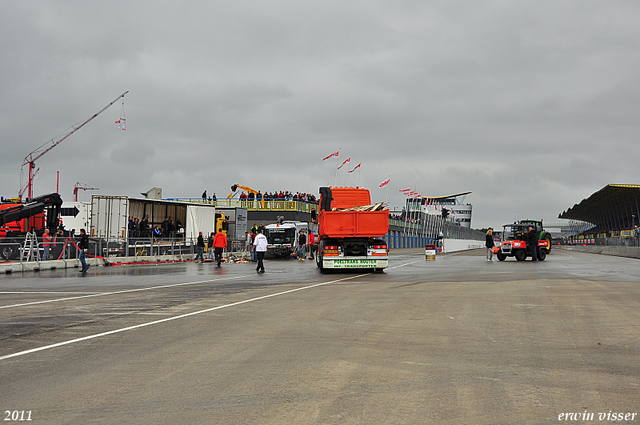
[558,184,640,232]
[422,192,471,200]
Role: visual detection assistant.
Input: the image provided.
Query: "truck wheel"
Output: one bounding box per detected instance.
[496,252,506,261]
[0,245,17,261]
[316,255,324,272]
[537,249,547,261]
[514,249,527,261]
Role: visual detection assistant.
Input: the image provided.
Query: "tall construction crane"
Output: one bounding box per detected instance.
[73,182,100,202]
[19,91,129,200]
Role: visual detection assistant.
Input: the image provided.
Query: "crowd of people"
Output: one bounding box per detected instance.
[201,190,318,204]
[127,216,183,238]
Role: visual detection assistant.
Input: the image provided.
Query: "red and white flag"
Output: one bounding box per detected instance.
[115,118,126,131]
[348,162,361,173]
[379,178,391,188]
[337,157,351,170]
[322,150,340,161]
[399,188,411,193]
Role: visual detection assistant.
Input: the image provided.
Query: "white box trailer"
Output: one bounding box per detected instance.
[89,195,216,240]
[184,205,217,240]
[59,201,91,234]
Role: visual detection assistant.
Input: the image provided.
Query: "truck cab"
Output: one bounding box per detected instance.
[264,221,308,257]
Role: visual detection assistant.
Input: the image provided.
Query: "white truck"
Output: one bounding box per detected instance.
[264,220,308,258]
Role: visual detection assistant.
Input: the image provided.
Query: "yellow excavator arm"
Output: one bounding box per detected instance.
[227,184,265,207]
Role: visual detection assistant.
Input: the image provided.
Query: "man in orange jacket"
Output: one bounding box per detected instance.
[212,232,228,266]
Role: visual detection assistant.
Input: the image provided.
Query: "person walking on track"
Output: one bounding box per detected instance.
[253,228,268,273]
[213,231,228,266]
[195,231,205,263]
[485,229,495,261]
[78,229,90,272]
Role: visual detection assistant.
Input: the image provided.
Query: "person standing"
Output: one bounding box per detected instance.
[167,217,175,238]
[78,228,90,272]
[42,228,51,261]
[297,230,306,261]
[213,231,228,266]
[307,230,316,260]
[253,228,268,273]
[245,231,252,258]
[250,230,257,262]
[195,231,205,263]
[485,229,495,261]
[202,190,207,202]
[527,226,538,261]
[140,215,150,237]
[175,218,183,236]
[207,232,215,260]
[161,217,169,238]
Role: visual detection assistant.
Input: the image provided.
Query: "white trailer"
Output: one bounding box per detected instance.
[59,201,91,234]
[89,195,216,240]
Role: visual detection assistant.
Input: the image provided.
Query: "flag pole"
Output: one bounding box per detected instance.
[385,175,390,204]
[357,162,361,187]
[345,162,349,186]
[333,148,340,187]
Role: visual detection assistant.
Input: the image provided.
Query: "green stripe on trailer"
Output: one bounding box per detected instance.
[323,259,388,269]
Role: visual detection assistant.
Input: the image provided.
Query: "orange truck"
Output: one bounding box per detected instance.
[315,187,389,272]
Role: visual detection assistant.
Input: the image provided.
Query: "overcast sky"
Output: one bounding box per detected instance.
[2,1,639,229]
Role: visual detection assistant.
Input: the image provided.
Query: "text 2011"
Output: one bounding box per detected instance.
[4,411,32,421]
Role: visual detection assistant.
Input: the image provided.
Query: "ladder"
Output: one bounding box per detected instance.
[22,231,40,262]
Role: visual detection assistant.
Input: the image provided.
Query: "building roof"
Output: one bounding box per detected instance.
[558,184,640,232]
[422,192,471,200]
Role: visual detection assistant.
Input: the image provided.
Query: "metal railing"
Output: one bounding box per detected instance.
[163,198,319,213]
[561,236,640,248]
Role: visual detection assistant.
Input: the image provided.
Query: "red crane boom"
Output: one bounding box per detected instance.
[19,91,129,200]
[73,182,100,202]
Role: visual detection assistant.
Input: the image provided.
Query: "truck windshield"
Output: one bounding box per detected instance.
[265,228,295,244]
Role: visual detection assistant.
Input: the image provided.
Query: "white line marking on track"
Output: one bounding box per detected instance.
[0,275,251,310]
[0,291,100,295]
[387,260,422,270]
[0,273,369,361]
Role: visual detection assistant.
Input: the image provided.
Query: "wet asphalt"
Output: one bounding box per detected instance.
[1,249,639,424]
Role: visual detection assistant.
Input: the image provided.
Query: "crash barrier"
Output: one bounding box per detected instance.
[1,235,258,263]
[0,240,73,264]
[441,239,485,253]
[557,234,640,259]
[385,215,485,250]
[559,244,640,259]
[0,238,103,274]
[0,235,257,270]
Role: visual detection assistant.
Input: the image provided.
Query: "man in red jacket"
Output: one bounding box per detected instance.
[42,228,52,261]
[307,230,316,260]
[212,232,228,266]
